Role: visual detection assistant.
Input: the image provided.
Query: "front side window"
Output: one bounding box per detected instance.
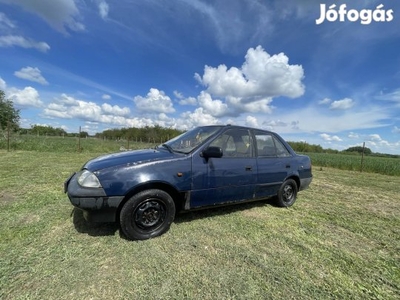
[210,129,253,157]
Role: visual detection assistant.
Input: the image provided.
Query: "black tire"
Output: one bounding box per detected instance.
[276,179,298,207]
[120,189,175,240]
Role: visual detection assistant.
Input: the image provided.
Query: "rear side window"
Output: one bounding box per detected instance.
[273,136,291,157]
[254,131,291,157]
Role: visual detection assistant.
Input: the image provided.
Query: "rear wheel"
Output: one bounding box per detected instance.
[120,189,175,240]
[276,179,298,207]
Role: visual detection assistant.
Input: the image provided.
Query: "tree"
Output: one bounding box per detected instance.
[0,90,20,131]
[343,146,372,155]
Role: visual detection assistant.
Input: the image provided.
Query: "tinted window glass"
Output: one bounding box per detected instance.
[273,136,291,157]
[165,126,221,153]
[254,132,276,157]
[210,129,253,158]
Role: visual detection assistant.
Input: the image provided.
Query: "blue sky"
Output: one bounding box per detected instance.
[0,0,399,154]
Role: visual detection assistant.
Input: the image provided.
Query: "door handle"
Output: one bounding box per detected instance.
[245,166,252,171]
[286,164,291,168]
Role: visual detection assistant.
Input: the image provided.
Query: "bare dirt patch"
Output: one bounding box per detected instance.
[0,192,17,205]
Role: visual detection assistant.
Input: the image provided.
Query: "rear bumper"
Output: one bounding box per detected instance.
[299,176,313,191]
[65,173,124,222]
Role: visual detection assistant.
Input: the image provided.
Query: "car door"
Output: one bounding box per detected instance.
[254,130,293,198]
[190,128,257,208]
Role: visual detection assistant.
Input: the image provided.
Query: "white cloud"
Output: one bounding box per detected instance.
[271,105,390,134]
[226,96,274,115]
[175,91,197,106]
[101,103,130,117]
[263,120,289,128]
[7,86,43,107]
[318,98,331,105]
[102,94,111,100]
[181,0,273,53]
[0,35,50,52]
[348,132,359,139]
[173,91,183,99]
[43,94,146,128]
[245,115,259,128]
[330,98,354,110]
[195,46,304,99]
[97,0,109,20]
[375,89,400,103]
[393,126,400,134]
[180,108,219,128]
[0,77,6,89]
[14,67,49,85]
[320,133,342,142]
[133,88,175,113]
[364,134,399,153]
[178,96,197,106]
[197,91,229,117]
[1,0,84,33]
[192,46,304,118]
[369,134,382,141]
[0,12,15,29]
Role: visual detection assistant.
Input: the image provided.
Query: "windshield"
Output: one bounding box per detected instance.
[161,126,222,154]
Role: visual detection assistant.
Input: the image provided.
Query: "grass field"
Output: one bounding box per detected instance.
[0,150,399,299]
[0,134,155,153]
[1,134,399,176]
[307,152,400,177]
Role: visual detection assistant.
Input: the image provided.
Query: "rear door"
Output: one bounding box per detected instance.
[254,130,293,198]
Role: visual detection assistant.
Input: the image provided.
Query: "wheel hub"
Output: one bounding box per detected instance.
[135,200,165,228]
[283,185,293,201]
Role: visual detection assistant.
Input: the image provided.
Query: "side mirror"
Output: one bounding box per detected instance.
[201,146,223,159]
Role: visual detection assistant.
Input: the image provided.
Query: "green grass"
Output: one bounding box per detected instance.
[1,135,399,176]
[307,152,400,176]
[0,150,399,299]
[0,134,156,153]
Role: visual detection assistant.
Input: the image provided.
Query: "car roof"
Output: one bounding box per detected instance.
[222,124,275,134]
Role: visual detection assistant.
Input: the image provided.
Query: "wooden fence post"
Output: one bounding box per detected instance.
[360,142,365,173]
[78,126,81,152]
[7,120,10,152]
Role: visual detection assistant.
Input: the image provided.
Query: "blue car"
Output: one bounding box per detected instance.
[65,125,312,240]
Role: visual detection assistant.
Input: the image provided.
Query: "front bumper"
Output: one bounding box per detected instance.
[65,173,124,222]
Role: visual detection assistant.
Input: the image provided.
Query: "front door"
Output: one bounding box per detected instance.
[190,128,257,208]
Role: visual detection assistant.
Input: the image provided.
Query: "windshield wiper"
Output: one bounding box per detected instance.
[161,143,174,153]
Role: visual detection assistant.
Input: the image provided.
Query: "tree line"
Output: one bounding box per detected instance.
[94,125,183,143]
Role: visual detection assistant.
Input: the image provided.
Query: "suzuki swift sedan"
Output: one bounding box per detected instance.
[65,125,312,240]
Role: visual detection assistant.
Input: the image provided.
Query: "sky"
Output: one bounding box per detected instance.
[0,0,399,154]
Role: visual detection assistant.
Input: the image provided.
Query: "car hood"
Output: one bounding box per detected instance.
[83,148,179,171]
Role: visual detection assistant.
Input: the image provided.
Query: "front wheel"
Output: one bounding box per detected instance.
[276,179,298,207]
[120,189,176,240]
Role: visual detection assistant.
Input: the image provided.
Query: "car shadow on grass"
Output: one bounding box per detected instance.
[72,208,119,237]
[174,197,278,224]
[71,197,280,239]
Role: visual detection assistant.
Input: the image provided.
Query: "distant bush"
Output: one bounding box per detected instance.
[343,146,372,155]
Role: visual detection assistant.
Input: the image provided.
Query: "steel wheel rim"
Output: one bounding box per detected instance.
[134,200,166,229]
[283,184,294,203]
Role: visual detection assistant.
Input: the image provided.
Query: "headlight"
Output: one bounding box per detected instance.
[77,170,102,188]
